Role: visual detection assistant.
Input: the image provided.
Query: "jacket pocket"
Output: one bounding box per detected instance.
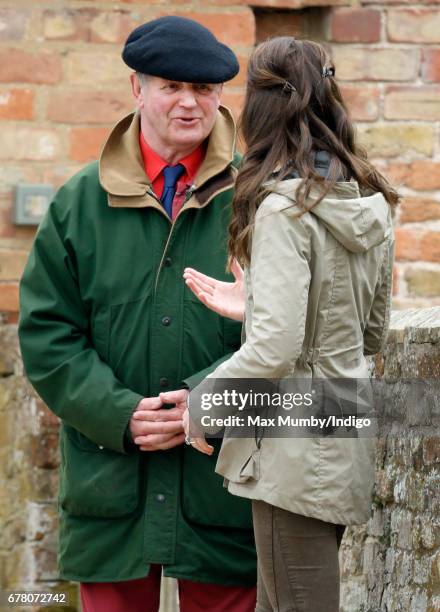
[181,439,253,530]
[59,424,140,518]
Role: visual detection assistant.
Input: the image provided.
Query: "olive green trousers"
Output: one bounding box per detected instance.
[252,500,345,612]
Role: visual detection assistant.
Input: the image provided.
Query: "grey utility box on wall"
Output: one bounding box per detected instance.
[13,184,55,226]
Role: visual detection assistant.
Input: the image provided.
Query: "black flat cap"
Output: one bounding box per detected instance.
[122,16,239,84]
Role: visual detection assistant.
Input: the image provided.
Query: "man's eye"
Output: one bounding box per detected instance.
[163,83,179,91]
[195,84,212,93]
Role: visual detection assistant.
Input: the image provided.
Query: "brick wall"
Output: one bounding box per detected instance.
[0,0,439,319]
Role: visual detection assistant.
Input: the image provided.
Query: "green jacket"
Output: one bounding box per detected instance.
[18,108,256,584]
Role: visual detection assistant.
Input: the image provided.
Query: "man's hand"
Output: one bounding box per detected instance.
[130,396,185,451]
[159,388,189,412]
[183,258,245,322]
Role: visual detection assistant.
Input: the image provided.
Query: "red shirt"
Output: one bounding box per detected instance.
[139,132,205,220]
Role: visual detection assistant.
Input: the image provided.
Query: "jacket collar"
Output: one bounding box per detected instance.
[99,106,236,210]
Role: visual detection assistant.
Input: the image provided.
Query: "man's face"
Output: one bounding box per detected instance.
[132,75,222,154]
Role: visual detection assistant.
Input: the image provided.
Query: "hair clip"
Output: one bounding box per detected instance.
[282,80,296,93]
[322,66,335,78]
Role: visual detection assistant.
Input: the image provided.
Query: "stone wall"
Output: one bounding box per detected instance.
[1,308,439,611]
[0,0,439,321]
[0,325,78,612]
[340,307,440,612]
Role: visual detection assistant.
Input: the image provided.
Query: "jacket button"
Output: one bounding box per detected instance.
[160,377,169,388]
[164,257,172,267]
[161,316,172,326]
[156,494,165,503]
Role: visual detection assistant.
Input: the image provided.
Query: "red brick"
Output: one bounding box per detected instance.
[422,49,440,83]
[387,9,440,43]
[407,162,440,190]
[400,198,440,223]
[395,228,440,263]
[0,88,34,120]
[221,90,245,122]
[0,8,29,41]
[229,55,249,88]
[385,161,440,191]
[384,86,440,120]
[254,10,302,43]
[340,86,380,121]
[0,209,13,239]
[330,8,381,43]
[170,11,255,47]
[43,9,138,44]
[69,127,110,163]
[0,248,28,281]
[47,90,133,124]
[332,47,419,82]
[0,283,19,312]
[0,49,62,85]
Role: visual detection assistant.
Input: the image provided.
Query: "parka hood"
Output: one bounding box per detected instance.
[268,179,392,253]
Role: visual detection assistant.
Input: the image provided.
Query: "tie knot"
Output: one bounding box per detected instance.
[163,164,185,189]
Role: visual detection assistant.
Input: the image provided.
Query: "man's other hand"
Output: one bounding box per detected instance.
[130,396,185,451]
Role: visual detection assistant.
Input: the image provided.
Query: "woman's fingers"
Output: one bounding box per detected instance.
[185,279,222,312]
[191,437,214,455]
[184,267,216,288]
[187,282,226,316]
[192,288,220,312]
[185,279,211,304]
[185,274,215,296]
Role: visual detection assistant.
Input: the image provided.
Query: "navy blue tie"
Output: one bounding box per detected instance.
[161,164,184,218]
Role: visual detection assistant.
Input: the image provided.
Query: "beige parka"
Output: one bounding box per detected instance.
[193,178,394,526]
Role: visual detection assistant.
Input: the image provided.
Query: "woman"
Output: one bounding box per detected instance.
[171,37,396,611]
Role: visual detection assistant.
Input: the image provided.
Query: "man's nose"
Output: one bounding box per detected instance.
[178,89,197,108]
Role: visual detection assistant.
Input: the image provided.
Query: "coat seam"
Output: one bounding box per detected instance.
[316,244,342,350]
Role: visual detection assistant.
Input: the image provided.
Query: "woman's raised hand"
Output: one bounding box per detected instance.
[183,259,245,322]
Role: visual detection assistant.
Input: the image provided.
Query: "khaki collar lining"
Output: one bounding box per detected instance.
[99,106,236,208]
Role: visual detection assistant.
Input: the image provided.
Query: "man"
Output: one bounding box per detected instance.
[18,16,256,612]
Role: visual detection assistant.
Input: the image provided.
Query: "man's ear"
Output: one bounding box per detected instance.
[130,73,143,109]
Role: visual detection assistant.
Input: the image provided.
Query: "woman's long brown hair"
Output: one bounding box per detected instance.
[228,37,399,268]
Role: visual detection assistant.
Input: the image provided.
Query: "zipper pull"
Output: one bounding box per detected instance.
[183,184,196,205]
